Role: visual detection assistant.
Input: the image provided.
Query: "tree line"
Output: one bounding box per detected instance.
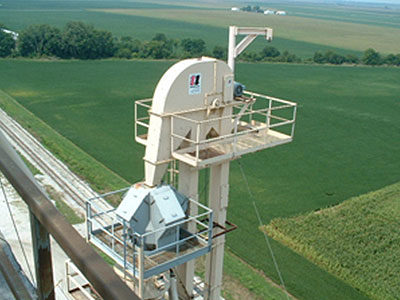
[239,47,400,66]
[241,5,264,13]
[0,22,213,60]
[1,22,399,67]
[312,48,400,66]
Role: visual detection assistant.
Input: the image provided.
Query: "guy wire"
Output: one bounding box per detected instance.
[0,176,35,284]
[237,160,290,300]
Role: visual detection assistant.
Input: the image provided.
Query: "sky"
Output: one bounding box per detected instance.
[243,0,400,5]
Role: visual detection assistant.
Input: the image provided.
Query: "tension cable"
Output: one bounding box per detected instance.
[237,160,290,300]
[0,176,35,284]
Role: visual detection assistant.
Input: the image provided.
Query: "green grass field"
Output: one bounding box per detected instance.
[0,2,359,58]
[0,87,129,195]
[0,68,289,300]
[2,0,400,58]
[1,59,399,299]
[98,8,400,54]
[1,1,400,298]
[265,182,400,300]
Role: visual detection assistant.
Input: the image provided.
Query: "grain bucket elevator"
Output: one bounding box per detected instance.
[86,26,297,300]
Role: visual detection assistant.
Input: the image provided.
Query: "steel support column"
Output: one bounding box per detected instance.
[30,212,55,300]
[177,162,199,299]
[204,162,230,300]
[228,26,236,72]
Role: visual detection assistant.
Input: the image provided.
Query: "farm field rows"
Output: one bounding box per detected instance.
[239,1,400,29]
[96,8,400,54]
[1,1,400,298]
[2,0,400,58]
[0,6,356,58]
[265,181,400,299]
[1,59,399,299]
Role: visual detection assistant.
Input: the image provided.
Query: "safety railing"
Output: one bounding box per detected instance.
[65,259,100,300]
[170,91,297,166]
[0,129,139,300]
[86,189,213,281]
[134,92,297,167]
[134,99,152,146]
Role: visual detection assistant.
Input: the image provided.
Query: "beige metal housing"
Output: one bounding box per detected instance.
[134,52,297,299]
[141,57,233,187]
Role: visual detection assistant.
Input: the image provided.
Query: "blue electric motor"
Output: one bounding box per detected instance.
[234,81,246,97]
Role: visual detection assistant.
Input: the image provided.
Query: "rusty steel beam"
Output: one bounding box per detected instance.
[0,129,140,300]
[30,213,55,300]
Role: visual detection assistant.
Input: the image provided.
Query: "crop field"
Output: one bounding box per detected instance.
[0,0,354,58]
[2,0,400,58]
[245,1,400,29]
[265,182,400,300]
[1,0,400,298]
[0,62,291,300]
[97,8,400,54]
[1,59,399,299]
[0,0,216,38]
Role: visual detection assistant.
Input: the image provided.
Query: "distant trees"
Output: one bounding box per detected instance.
[345,54,360,64]
[145,34,178,59]
[0,27,16,57]
[276,50,301,63]
[362,48,382,65]
[61,22,115,59]
[324,50,346,65]
[240,51,260,62]
[17,22,115,59]
[241,5,264,13]
[313,51,324,64]
[261,46,280,59]
[18,24,62,57]
[241,5,252,12]
[240,46,300,63]
[313,50,346,65]
[313,48,400,66]
[311,48,399,66]
[1,22,400,68]
[253,5,264,13]
[212,46,226,60]
[115,36,142,59]
[115,33,179,59]
[239,46,398,66]
[141,40,172,59]
[384,53,400,66]
[181,38,206,57]
[111,33,208,60]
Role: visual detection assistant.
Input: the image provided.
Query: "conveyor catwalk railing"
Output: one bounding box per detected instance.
[135,91,297,168]
[87,190,213,282]
[0,128,140,300]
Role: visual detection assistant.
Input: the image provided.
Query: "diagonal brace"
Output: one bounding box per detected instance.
[234,34,257,57]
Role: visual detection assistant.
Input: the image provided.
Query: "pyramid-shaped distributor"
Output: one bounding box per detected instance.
[116,184,188,250]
